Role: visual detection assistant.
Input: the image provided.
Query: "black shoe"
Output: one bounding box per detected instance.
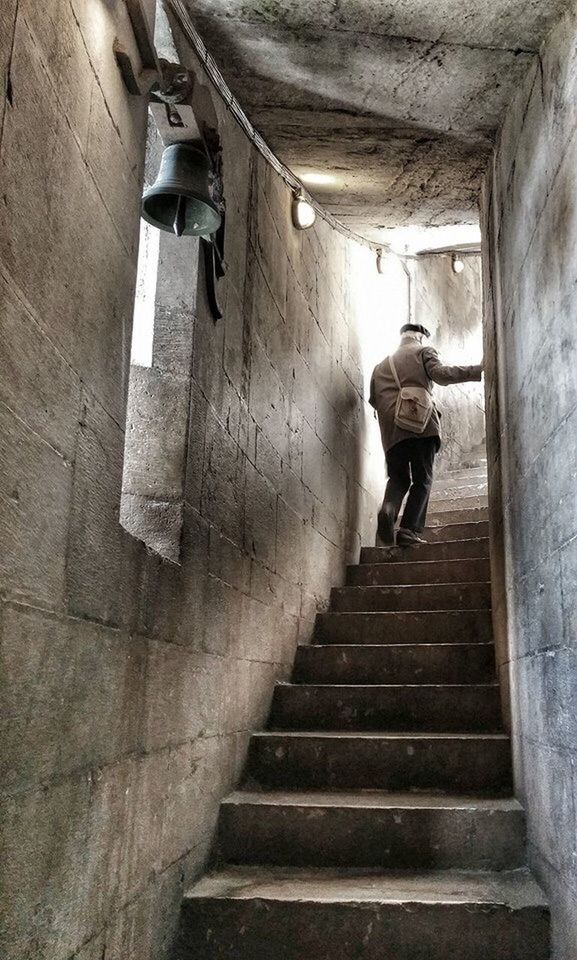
[376,508,395,547]
[397,528,427,547]
[375,533,396,549]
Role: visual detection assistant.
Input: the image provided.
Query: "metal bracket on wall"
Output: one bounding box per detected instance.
[114,0,159,95]
[115,0,193,102]
[115,42,193,103]
[113,39,157,96]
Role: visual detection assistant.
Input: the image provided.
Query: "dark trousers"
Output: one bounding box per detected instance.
[379,437,437,533]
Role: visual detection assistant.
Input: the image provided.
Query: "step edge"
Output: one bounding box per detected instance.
[275,682,501,690]
[183,868,548,909]
[252,731,510,740]
[221,792,524,812]
[361,539,490,549]
[319,609,492,616]
[352,559,490,569]
[331,580,491,591]
[424,522,489,529]
[300,642,495,650]
[335,581,492,588]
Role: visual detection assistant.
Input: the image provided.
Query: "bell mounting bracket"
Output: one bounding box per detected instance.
[114,0,192,102]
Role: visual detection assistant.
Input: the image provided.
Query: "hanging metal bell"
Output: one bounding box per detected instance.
[142,143,221,237]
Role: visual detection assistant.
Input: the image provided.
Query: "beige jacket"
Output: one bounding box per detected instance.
[369,333,483,452]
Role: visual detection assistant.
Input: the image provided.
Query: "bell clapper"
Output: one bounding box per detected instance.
[173,193,186,237]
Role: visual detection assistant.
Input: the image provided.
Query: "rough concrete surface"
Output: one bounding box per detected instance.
[0,3,395,959]
[248,730,512,793]
[293,640,496,685]
[219,790,526,869]
[360,536,490,562]
[269,681,502,731]
[185,863,546,905]
[184,0,569,234]
[316,606,493,645]
[178,509,549,958]
[179,865,549,960]
[481,2,577,956]
[347,556,489,584]
[2,0,575,954]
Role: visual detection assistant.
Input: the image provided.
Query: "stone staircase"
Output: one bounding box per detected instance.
[427,461,489,526]
[176,465,550,960]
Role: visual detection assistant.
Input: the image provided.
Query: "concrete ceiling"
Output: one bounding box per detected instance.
[185,0,570,241]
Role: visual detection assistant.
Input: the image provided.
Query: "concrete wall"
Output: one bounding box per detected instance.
[413,254,486,474]
[0,5,397,959]
[481,4,577,956]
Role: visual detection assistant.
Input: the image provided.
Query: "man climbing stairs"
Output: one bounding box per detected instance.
[176,466,550,960]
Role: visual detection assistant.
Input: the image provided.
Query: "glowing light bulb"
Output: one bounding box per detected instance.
[291,192,316,230]
[452,254,465,274]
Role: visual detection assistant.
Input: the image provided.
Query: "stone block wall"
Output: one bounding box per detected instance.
[413,254,486,474]
[0,5,394,959]
[481,5,577,956]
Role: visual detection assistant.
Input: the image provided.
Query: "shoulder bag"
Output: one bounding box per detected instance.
[389,354,434,434]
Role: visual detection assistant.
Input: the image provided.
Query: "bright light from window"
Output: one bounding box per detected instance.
[131,218,159,367]
[348,244,410,500]
[377,224,481,256]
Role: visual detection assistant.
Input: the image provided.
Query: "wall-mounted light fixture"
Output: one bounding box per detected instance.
[292,190,316,230]
[452,253,465,274]
[376,247,384,274]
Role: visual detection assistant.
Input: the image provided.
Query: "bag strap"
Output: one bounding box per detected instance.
[389,354,402,390]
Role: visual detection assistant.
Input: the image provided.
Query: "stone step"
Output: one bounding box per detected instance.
[431,482,488,501]
[436,465,487,482]
[361,538,490,563]
[427,507,489,525]
[218,791,526,870]
[179,867,549,960]
[315,610,493,645]
[294,643,496,685]
[347,557,490,586]
[424,520,489,541]
[432,476,487,493]
[428,495,489,514]
[247,731,512,794]
[269,683,502,733]
[330,582,492,612]
[433,467,488,487]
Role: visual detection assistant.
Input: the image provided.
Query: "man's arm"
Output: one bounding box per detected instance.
[422,347,482,386]
[369,370,376,408]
